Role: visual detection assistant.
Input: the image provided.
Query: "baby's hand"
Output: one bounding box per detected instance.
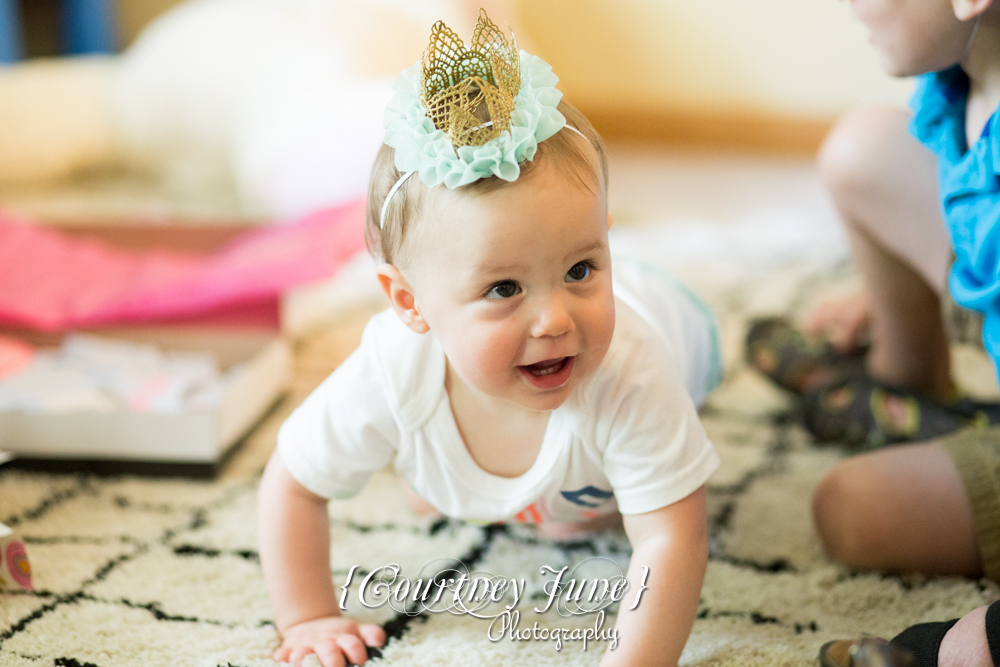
[273,616,387,667]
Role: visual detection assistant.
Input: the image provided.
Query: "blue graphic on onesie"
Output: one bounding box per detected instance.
[560,486,615,508]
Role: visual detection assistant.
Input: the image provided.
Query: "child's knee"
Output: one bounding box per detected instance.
[812,459,885,567]
[817,106,908,203]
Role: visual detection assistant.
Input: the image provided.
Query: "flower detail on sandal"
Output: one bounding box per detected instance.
[869,387,921,438]
[802,372,964,450]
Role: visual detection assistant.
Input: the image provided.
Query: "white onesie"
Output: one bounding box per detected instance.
[278,256,721,524]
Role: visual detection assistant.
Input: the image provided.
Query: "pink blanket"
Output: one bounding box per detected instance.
[0,200,366,332]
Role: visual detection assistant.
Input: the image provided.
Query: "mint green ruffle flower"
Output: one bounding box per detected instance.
[383,52,567,188]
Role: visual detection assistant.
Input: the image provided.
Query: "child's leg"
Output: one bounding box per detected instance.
[812,438,983,577]
[816,105,953,398]
[938,605,994,667]
[821,603,995,667]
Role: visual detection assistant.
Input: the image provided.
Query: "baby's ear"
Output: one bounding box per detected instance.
[376,264,430,334]
[952,0,993,21]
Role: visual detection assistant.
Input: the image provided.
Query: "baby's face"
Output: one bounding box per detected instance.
[403,159,615,412]
[847,0,976,76]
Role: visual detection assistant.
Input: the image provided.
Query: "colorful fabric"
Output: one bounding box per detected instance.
[909,66,1000,378]
[0,200,366,332]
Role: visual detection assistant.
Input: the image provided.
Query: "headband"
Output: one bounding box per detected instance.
[378,9,586,230]
[379,124,588,229]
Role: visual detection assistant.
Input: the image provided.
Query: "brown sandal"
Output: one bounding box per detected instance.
[745,317,865,394]
[818,612,968,667]
[818,638,915,667]
[801,371,967,449]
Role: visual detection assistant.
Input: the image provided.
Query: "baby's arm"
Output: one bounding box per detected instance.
[602,485,708,667]
[258,451,386,666]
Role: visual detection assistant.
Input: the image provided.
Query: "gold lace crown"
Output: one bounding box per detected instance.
[420,9,520,148]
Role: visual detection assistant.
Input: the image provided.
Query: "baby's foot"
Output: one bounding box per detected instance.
[537,513,624,541]
[398,478,443,518]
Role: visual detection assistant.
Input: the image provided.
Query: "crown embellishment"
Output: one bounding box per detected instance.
[420,9,520,148]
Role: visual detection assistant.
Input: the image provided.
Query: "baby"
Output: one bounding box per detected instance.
[258,11,720,667]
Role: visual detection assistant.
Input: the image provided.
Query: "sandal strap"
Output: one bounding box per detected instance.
[819,637,917,667]
[802,371,963,449]
[890,619,958,667]
[950,397,1000,427]
[986,600,1000,667]
[745,318,862,394]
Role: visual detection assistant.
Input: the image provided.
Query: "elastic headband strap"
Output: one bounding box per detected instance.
[562,124,587,141]
[378,124,589,230]
[379,170,415,231]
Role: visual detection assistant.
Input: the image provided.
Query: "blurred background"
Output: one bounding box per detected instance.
[4,0,910,119]
[3,0,909,144]
[0,0,910,227]
[0,0,910,224]
[0,0,921,468]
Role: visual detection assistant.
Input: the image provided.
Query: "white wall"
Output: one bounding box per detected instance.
[518,0,913,118]
[117,0,914,119]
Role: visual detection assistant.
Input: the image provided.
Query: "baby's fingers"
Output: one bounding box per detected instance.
[288,646,316,665]
[336,634,370,665]
[272,646,292,663]
[358,623,387,648]
[314,640,347,667]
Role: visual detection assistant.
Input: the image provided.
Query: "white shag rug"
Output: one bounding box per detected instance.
[2,218,998,667]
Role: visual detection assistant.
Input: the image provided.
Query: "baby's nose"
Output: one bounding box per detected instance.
[530,297,575,338]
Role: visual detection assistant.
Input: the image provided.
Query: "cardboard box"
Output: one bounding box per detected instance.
[0,223,292,477]
[0,326,291,477]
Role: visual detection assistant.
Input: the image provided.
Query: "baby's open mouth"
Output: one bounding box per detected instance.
[518,357,574,389]
[523,358,567,376]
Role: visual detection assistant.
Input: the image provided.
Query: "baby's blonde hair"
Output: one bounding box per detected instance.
[365,100,608,266]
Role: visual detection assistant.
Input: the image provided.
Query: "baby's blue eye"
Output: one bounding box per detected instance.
[487,281,520,299]
[566,262,591,282]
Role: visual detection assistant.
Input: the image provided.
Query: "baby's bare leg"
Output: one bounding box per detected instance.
[398,478,442,518]
[537,512,624,541]
[817,106,953,397]
[812,442,980,576]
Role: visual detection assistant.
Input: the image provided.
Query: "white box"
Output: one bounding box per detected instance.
[0,327,291,477]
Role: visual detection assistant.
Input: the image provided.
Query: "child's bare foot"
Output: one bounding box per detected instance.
[537,512,624,541]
